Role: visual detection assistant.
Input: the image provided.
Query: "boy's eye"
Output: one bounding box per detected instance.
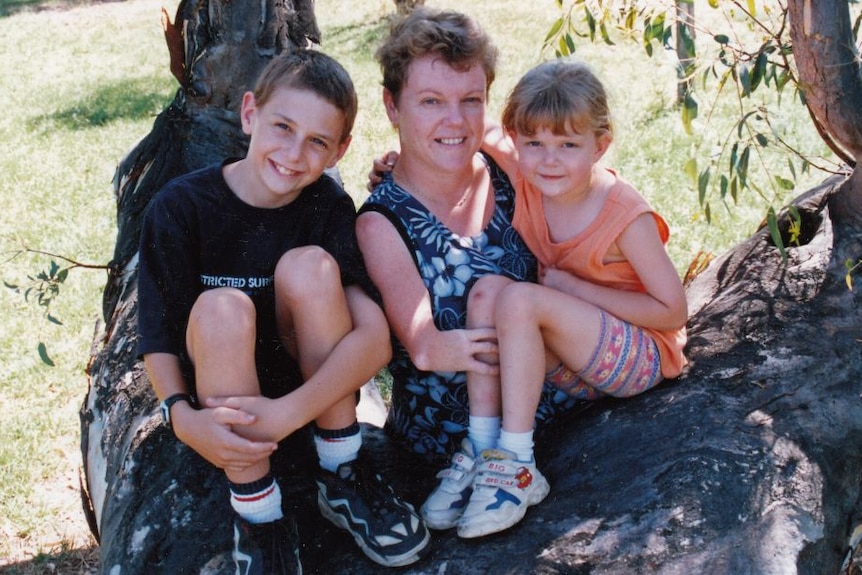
[310,137,329,150]
[421,97,440,105]
[562,141,578,148]
[525,140,542,147]
[276,122,292,132]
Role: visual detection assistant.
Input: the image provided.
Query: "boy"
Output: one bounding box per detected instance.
[138,50,429,573]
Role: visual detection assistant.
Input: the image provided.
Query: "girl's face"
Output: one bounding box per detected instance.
[512,124,610,201]
[383,54,487,176]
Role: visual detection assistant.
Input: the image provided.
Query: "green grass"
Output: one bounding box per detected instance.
[0,0,838,570]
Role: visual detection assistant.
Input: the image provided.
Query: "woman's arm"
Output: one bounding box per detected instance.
[356,210,498,374]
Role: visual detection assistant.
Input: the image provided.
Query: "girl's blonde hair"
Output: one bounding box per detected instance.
[502,60,612,141]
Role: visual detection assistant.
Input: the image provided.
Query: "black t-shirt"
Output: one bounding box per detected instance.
[137,160,372,361]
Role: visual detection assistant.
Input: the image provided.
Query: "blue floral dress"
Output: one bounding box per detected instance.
[360,153,579,459]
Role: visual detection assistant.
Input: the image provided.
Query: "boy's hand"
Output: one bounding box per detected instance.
[366,151,399,191]
[171,401,277,473]
[204,395,303,445]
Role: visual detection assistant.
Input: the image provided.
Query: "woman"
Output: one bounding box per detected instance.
[357,8,578,459]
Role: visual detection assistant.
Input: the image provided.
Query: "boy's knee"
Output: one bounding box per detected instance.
[275,246,341,298]
[189,288,256,334]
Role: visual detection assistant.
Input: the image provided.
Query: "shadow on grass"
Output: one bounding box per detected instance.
[0,545,99,575]
[0,0,115,18]
[28,79,175,132]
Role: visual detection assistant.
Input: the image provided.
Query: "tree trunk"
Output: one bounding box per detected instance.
[81,1,862,573]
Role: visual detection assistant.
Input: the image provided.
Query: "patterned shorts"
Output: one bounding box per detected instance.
[545,310,662,400]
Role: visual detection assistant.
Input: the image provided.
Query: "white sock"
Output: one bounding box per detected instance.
[230,476,284,524]
[314,424,362,472]
[498,429,534,463]
[468,415,501,453]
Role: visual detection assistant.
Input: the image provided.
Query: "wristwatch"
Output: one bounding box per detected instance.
[159,393,196,429]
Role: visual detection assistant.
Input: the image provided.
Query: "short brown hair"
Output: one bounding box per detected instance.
[375,8,498,104]
[502,60,613,141]
[253,49,357,143]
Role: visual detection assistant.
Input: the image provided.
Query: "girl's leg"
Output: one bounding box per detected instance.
[496,282,602,434]
[465,275,513,451]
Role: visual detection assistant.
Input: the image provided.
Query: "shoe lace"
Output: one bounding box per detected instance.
[344,461,401,523]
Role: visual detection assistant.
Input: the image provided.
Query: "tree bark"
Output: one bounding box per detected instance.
[81,1,862,573]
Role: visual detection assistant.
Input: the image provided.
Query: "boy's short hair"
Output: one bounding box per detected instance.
[502,60,613,141]
[375,7,498,104]
[253,49,357,143]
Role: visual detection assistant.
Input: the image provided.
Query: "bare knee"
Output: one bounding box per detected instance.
[275,246,341,304]
[467,275,513,328]
[189,288,255,334]
[496,282,542,324]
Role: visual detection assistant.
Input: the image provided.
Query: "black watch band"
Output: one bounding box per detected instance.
[159,393,196,429]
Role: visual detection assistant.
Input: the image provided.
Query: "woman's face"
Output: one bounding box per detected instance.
[384,54,487,176]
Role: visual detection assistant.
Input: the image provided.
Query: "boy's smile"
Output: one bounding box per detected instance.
[227,86,351,209]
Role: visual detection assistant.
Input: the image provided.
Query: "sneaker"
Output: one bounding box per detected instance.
[420,439,479,529]
[232,515,302,575]
[316,457,430,567]
[456,449,550,539]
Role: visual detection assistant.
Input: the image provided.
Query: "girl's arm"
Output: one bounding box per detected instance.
[542,213,687,331]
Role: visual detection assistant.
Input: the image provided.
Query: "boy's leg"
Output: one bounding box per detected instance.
[187,289,300,573]
[274,247,429,567]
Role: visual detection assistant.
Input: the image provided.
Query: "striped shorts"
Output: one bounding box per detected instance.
[545,310,662,400]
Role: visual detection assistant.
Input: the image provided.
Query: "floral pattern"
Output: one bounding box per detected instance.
[361,154,579,459]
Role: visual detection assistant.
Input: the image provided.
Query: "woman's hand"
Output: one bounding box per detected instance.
[171,401,277,474]
[412,326,500,376]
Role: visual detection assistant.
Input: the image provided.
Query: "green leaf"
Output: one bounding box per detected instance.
[545,18,564,42]
[738,64,751,97]
[755,133,768,147]
[766,208,787,262]
[698,167,711,206]
[684,157,698,184]
[708,0,719,8]
[681,92,698,134]
[47,314,64,326]
[4,280,19,290]
[774,175,795,190]
[714,34,730,45]
[38,342,55,367]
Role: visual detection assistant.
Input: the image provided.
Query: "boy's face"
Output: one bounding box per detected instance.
[239,86,350,207]
[511,124,610,201]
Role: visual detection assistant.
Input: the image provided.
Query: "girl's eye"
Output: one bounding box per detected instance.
[421,98,439,105]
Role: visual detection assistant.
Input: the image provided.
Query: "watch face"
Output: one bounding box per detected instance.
[160,402,171,425]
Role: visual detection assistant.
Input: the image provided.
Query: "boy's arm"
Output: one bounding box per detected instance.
[205,285,392,440]
[144,352,277,473]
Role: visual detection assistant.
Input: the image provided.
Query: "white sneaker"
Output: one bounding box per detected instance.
[456,449,549,539]
[420,439,479,530]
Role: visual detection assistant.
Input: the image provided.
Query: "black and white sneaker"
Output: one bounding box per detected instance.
[232,515,302,575]
[316,456,430,567]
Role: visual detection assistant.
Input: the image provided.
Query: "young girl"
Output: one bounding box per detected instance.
[420,60,688,538]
